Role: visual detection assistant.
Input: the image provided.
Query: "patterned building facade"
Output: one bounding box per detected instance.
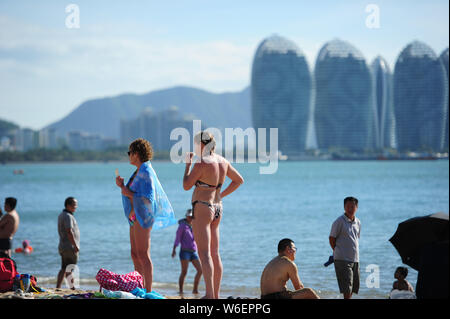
[314,39,373,152]
[393,41,448,152]
[371,56,396,149]
[251,35,312,155]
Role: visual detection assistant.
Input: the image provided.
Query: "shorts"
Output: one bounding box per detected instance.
[60,249,79,271]
[261,290,293,299]
[334,260,360,295]
[0,238,12,258]
[179,249,199,261]
[0,238,11,250]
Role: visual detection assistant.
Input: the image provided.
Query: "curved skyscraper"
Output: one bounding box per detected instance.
[314,39,373,152]
[251,35,312,155]
[371,56,396,149]
[393,41,448,152]
[440,48,449,151]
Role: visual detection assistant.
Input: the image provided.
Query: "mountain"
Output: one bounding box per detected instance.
[45,86,251,140]
[0,118,19,136]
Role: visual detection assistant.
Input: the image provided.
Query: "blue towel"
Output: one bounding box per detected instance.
[130,287,165,299]
[122,161,177,230]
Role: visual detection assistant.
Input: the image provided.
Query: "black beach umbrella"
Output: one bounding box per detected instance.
[389,212,449,271]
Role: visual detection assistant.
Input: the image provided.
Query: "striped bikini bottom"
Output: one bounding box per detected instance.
[191,200,223,219]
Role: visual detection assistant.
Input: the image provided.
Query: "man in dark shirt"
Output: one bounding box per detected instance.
[56,197,80,289]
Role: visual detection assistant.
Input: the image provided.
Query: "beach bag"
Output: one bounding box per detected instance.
[96,268,144,292]
[0,257,18,292]
[19,274,43,293]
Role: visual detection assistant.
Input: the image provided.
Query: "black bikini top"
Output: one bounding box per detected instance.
[195,180,222,189]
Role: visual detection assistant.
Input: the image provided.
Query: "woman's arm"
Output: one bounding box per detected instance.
[183,152,202,190]
[220,163,244,198]
[121,186,135,199]
[116,175,135,198]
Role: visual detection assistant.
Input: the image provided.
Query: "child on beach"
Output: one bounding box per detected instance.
[171,209,202,294]
[392,267,414,292]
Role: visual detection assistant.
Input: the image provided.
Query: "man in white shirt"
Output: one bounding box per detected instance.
[329,196,361,299]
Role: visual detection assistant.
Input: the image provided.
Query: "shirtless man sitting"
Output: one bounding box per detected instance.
[0,197,20,258]
[260,238,320,299]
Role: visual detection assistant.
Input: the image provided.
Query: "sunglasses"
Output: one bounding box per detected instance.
[127,151,132,156]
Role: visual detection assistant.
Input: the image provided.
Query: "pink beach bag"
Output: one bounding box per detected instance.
[96,268,144,292]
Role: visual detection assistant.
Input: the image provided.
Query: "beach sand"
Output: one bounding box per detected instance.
[0,285,259,299]
[0,287,193,299]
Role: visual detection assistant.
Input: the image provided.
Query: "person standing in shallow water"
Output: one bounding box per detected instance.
[172,209,202,295]
[0,197,20,258]
[329,196,361,299]
[116,138,176,293]
[183,131,244,299]
[56,197,80,289]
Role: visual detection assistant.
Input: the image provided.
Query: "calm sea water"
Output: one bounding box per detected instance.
[0,160,448,299]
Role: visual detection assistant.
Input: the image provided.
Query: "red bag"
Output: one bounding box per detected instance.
[0,258,18,292]
[95,268,143,292]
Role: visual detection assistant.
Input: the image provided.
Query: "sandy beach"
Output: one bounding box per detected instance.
[0,287,192,300]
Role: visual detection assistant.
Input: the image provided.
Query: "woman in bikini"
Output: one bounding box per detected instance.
[183,131,244,299]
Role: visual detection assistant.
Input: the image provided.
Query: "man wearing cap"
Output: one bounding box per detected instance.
[171,209,202,294]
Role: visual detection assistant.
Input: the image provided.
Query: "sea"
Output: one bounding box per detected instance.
[0,160,448,299]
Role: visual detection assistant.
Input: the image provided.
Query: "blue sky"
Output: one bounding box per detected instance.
[0,0,448,129]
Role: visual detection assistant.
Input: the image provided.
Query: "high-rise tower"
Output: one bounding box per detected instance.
[393,41,448,152]
[314,39,373,152]
[371,56,396,149]
[440,48,449,151]
[251,35,312,155]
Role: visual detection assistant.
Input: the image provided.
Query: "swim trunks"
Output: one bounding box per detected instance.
[0,238,11,250]
[261,290,293,299]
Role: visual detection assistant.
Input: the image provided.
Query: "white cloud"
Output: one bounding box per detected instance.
[0,14,253,88]
[0,15,253,128]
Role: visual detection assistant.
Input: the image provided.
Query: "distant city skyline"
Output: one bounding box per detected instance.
[0,0,448,130]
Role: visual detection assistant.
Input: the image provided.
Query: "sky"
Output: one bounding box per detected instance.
[0,0,448,130]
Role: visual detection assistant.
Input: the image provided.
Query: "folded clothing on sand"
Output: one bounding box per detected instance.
[131,287,165,299]
[102,289,139,299]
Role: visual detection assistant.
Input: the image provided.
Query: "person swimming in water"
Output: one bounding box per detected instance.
[15,239,33,254]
